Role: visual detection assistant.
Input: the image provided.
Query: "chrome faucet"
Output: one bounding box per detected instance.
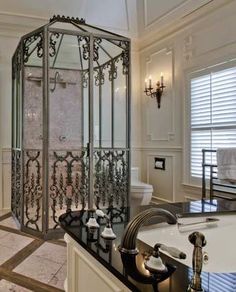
[188,231,206,292]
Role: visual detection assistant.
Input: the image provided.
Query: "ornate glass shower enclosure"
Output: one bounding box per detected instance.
[11,16,130,239]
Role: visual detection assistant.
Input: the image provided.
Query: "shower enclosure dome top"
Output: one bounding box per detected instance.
[12,15,130,239]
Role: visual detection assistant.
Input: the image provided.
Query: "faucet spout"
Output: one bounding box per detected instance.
[119,208,177,290]
[119,208,177,254]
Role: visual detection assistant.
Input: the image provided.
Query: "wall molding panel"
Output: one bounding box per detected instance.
[145,47,175,143]
[1,148,11,210]
[144,0,188,28]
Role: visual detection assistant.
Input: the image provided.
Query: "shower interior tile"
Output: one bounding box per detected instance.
[0,216,19,229]
[0,232,33,253]
[14,255,62,284]
[0,280,32,292]
[32,242,66,264]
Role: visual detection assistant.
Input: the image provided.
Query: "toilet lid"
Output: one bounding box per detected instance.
[131,181,153,192]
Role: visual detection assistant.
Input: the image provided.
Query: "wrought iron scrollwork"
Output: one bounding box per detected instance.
[78,36,90,61]
[23,33,43,63]
[11,150,22,222]
[82,53,127,88]
[108,61,118,81]
[82,70,89,88]
[50,15,86,24]
[23,32,61,62]
[49,32,60,57]
[120,41,130,75]
[24,151,43,231]
[94,38,102,62]
[94,68,105,86]
[49,150,88,229]
[12,46,21,79]
[77,37,101,62]
[94,150,129,209]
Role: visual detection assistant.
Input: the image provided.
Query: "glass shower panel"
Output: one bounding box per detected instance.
[23,32,43,231]
[93,38,129,209]
[48,33,89,229]
[93,79,100,148]
[12,47,23,223]
[101,68,112,147]
[114,60,127,148]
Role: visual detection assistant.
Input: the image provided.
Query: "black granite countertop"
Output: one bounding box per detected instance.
[59,199,236,292]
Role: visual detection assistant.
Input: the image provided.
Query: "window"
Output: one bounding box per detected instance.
[190,66,236,178]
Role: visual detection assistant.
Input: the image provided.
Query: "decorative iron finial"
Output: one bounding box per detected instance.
[49,15,86,24]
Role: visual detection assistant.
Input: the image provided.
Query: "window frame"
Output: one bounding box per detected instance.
[184,59,236,187]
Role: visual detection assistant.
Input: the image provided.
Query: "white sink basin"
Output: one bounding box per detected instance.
[137,214,236,273]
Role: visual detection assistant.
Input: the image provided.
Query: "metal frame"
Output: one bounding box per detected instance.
[202,149,236,201]
[11,16,131,239]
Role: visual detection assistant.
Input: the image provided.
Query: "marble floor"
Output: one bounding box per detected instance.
[0,211,66,292]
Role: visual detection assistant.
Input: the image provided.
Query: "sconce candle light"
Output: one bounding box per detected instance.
[144,73,166,108]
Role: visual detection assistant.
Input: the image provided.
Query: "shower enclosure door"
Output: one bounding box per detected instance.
[47,32,90,232]
[12,17,130,238]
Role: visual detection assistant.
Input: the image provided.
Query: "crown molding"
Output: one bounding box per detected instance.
[138,0,234,52]
[0,12,46,37]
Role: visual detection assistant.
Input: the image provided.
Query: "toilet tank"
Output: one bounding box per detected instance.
[131,167,140,182]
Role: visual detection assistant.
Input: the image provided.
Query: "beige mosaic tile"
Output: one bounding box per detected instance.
[0,280,32,292]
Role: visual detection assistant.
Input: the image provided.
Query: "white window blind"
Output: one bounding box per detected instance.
[191,66,236,178]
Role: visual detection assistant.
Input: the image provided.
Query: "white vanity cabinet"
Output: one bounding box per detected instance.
[64,234,132,292]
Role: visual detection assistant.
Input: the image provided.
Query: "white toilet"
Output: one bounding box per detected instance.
[131,167,153,205]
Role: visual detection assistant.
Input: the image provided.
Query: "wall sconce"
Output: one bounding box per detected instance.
[144,73,166,108]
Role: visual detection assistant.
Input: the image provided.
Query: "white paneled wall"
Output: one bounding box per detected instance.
[138,0,236,202]
[0,34,19,209]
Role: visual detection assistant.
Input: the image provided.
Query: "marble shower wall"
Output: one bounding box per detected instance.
[24,67,82,150]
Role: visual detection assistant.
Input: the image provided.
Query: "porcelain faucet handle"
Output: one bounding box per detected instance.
[144,244,167,273]
[96,209,109,220]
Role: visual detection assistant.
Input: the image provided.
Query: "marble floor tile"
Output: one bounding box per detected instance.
[0,229,11,239]
[48,263,67,290]
[0,233,33,253]
[0,280,32,292]
[32,242,66,264]
[0,216,18,229]
[14,255,62,284]
[0,209,10,217]
[0,244,19,265]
